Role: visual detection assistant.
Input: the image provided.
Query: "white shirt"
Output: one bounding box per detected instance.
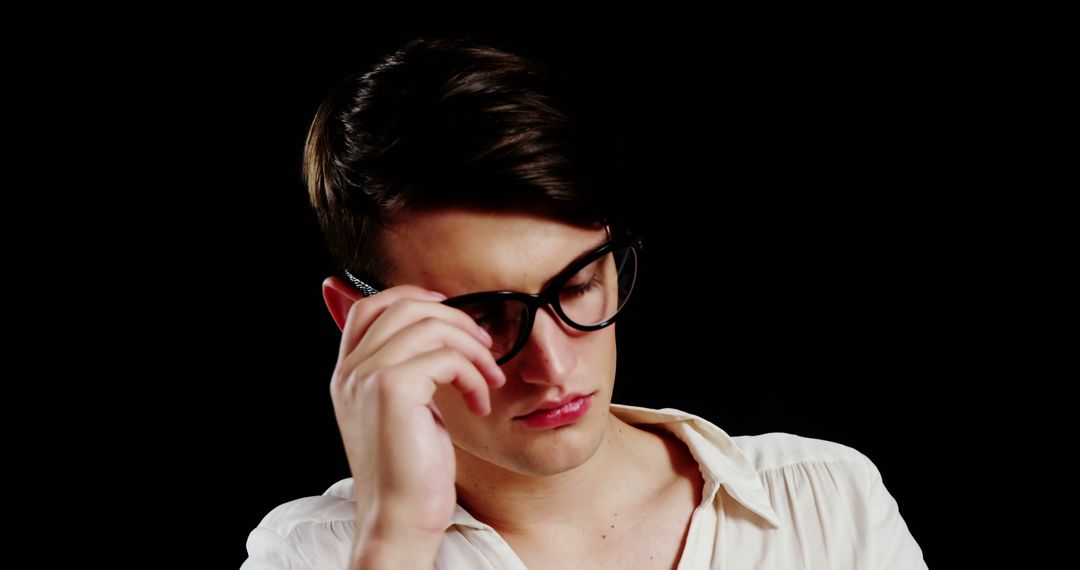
[241,404,927,569]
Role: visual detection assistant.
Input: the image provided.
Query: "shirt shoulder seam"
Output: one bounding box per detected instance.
[754,454,867,474]
[260,516,358,542]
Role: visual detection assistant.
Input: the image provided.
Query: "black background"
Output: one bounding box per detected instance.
[110,21,972,567]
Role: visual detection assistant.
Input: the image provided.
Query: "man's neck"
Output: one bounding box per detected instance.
[452,413,665,537]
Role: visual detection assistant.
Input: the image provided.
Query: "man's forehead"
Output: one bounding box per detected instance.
[382,210,607,294]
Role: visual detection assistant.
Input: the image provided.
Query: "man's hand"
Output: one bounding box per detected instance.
[329,285,506,569]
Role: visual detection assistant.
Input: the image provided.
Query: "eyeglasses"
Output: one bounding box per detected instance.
[343,234,643,365]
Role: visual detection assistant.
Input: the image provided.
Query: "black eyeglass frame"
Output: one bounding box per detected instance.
[342,234,644,364]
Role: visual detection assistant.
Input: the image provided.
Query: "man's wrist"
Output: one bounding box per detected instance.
[351,523,443,570]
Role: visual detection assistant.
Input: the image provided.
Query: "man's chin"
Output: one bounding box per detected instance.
[506,422,609,475]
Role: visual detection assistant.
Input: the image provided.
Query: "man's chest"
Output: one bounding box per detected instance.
[506,488,701,570]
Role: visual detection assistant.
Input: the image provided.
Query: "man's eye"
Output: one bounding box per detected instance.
[563,272,602,298]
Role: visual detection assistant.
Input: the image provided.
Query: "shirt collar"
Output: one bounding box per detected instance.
[606,404,780,528]
[449,403,781,530]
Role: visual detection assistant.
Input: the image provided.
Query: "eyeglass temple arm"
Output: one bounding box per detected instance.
[343,269,381,297]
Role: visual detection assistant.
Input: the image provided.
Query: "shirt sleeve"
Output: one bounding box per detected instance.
[239,485,359,569]
[863,454,929,570]
[240,527,308,570]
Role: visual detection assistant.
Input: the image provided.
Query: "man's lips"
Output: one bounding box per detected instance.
[515,391,596,418]
[514,393,595,429]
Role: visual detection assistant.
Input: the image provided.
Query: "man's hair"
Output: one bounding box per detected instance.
[303,35,626,285]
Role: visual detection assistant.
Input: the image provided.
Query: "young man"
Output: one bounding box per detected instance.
[242,36,926,569]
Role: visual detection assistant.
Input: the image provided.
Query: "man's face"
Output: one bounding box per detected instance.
[381,209,618,477]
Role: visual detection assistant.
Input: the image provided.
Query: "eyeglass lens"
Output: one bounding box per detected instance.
[452,244,638,362]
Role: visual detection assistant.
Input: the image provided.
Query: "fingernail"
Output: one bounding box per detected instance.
[476,326,493,345]
[427,291,448,300]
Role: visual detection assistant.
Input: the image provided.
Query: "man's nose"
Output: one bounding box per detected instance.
[514,305,578,386]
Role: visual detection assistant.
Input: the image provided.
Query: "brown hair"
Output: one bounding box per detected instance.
[303,35,626,284]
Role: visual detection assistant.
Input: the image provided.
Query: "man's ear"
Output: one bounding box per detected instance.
[322,275,363,332]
